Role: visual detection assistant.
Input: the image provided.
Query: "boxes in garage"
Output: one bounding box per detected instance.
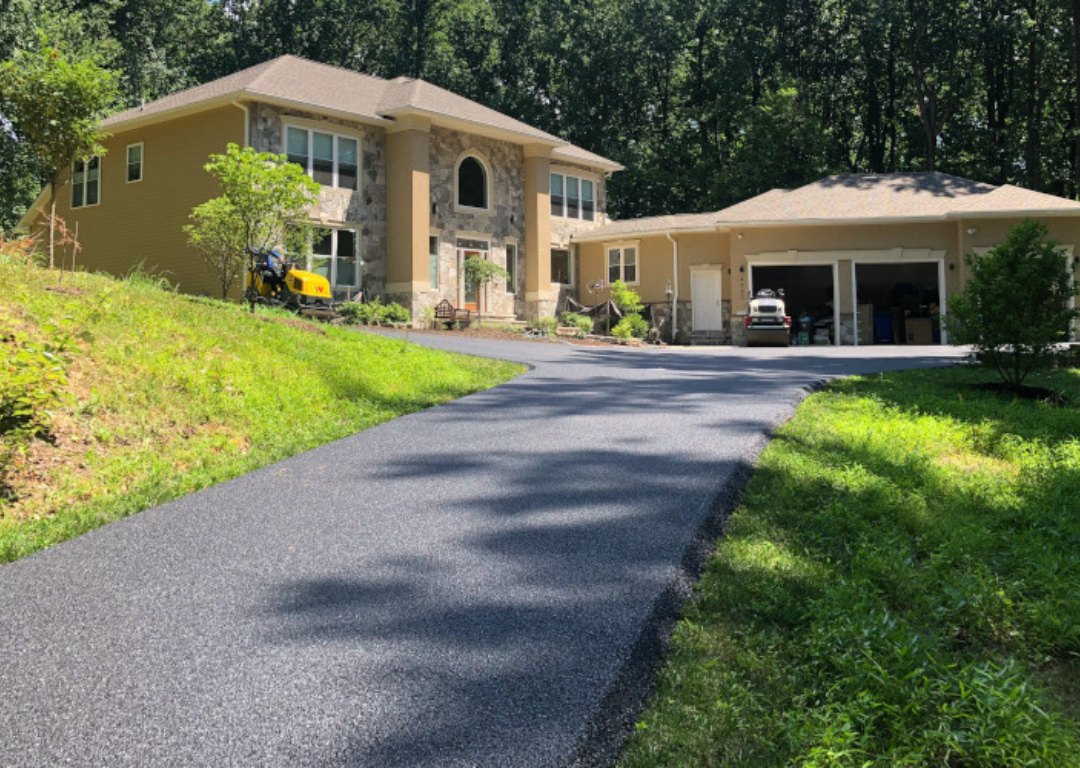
[857,304,873,344]
[906,316,934,345]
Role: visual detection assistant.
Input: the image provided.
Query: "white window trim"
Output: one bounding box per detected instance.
[126,142,144,184]
[551,246,575,287]
[70,156,101,209]
[605,241,640,286]
[550,166,598,221]
[453,151,493,214]
[309,227,362,289]
[282,120,362,192]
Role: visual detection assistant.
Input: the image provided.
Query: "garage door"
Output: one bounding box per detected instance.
[854,262,941,345]
[751,265,837,345]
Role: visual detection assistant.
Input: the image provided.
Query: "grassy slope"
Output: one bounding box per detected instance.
[0,259,522,563]
[620,365,1080,767]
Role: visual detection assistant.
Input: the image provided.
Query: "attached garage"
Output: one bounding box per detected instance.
[749,263,839,345]
[853,261,944,345]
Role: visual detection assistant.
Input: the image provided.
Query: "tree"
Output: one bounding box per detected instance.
[0,39,118,267]
[184,143,321,300]
[947,220,1077,390]
[462,254,509,323]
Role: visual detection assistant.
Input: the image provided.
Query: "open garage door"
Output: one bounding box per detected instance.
[854,262,942,345]
[751,265,837,345]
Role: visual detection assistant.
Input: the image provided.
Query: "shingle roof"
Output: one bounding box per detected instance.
[103,55,621,171]
[574,172,1080,241]
[714,173,1080,222]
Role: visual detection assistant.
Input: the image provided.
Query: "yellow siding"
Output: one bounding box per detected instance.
[35,105,246,297]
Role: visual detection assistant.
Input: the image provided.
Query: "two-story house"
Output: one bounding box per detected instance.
[19,55,622,322]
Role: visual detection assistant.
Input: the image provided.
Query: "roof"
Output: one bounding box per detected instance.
[103,55,621,171]
[573,172,1080,242]
[714,173,1080,223]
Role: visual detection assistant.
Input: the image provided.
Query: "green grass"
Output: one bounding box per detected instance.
[620,364,1080,767]
[0,258,522,563]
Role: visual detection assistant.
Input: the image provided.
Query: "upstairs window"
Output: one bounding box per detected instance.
[551,172,595,221]
[71,157,100,208]
[126,143,143,183]
[457,155,488,209]
[285,125,358,191]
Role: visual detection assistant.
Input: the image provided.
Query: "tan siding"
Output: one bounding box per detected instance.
[37,105,246,297]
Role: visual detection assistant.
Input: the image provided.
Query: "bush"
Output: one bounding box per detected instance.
[339,298,411,326]
[947,220,1077,390]
[612,313,649,340]
[1,322,76,493]
[611,279,644,314]
[561,311,594,337]
[531,316,558,336]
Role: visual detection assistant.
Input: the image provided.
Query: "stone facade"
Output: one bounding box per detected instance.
[249,103,388,300]
[420,127,526,320]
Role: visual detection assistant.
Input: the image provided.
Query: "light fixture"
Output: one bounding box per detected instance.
[949,263,955,271]
[739,265,745,273]
[966,227,977,236]
[665,278,673,297]
[737,232,744,239]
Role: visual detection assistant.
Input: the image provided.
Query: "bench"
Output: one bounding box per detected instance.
[434,299,471,329]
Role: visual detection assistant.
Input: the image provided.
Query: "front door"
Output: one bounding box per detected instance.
[462,249,481,312]
[691,270,723,331]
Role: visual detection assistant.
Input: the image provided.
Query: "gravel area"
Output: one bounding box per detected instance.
[0,337,963,767]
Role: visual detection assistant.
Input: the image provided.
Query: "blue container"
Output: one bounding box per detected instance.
[874,312,893,344]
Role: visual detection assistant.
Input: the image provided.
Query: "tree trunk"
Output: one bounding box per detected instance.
[48,189,56,270]
[1072,0,1080,196]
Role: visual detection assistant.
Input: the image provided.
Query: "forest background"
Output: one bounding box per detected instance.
[4,0,1080,231]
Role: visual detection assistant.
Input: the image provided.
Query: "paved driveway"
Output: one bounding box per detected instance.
[0,338,962,767]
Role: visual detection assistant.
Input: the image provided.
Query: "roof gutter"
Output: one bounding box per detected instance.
[571,225,717,244]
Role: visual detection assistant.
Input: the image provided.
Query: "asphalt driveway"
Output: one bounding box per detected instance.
[0,337,962,767]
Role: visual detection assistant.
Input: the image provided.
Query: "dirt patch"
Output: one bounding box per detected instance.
[408,326,643,348]
[258,314,327,335]
[43,285,86,296]
[972,382,1071,406]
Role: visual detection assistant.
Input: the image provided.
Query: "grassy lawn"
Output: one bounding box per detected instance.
[0,258,522,563]
[620,364,1080,767]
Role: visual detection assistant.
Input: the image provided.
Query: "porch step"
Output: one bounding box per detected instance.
[689,331,728,346]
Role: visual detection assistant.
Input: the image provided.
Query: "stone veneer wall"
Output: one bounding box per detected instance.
[249,103,388,300]
[418,127,526,321]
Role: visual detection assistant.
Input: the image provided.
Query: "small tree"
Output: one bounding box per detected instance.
[463,255,509,323]
[185,143,321,300]
[947,220,1077,390]
[0,40,118,269]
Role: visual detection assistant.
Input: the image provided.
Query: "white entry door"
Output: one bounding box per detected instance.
[691,270,723,331]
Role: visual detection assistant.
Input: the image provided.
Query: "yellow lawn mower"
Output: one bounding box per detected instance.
[244,248,342,321]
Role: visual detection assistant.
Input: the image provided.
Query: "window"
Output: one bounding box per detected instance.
[285,125,358,191]
[429,235,439,289]
[550,173,564,217]
[311,228,359,289]
[126,143,143,183]
[551,248,573,285]
[71,157,100,208]
[505,243,517,293]
[550,172,596,220]
[457,155,487,209]
[607,245,638,285]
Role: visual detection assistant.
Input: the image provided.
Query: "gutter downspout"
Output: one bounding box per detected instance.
[665,232,679,343]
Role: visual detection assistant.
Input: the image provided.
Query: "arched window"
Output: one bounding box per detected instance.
[457,155,488,209]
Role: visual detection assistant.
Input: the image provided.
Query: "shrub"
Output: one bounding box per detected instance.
[531,316,558,336]
[561,311,594,337]
[610,279,644,314]
[0,321,77,494]
[339,298,411,326]
[612,313,649,340]
[947,220,1077,390]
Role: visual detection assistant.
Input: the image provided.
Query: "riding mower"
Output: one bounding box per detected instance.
[244,248,342,321]
[743,288,792,347]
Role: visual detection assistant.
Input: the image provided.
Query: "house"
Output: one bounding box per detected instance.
[19,54,1080,344]
[574,173,1080,345]
[18,55,621,322]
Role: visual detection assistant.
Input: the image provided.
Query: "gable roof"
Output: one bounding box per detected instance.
[103,55,621,172]
[573,172,1080,241]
